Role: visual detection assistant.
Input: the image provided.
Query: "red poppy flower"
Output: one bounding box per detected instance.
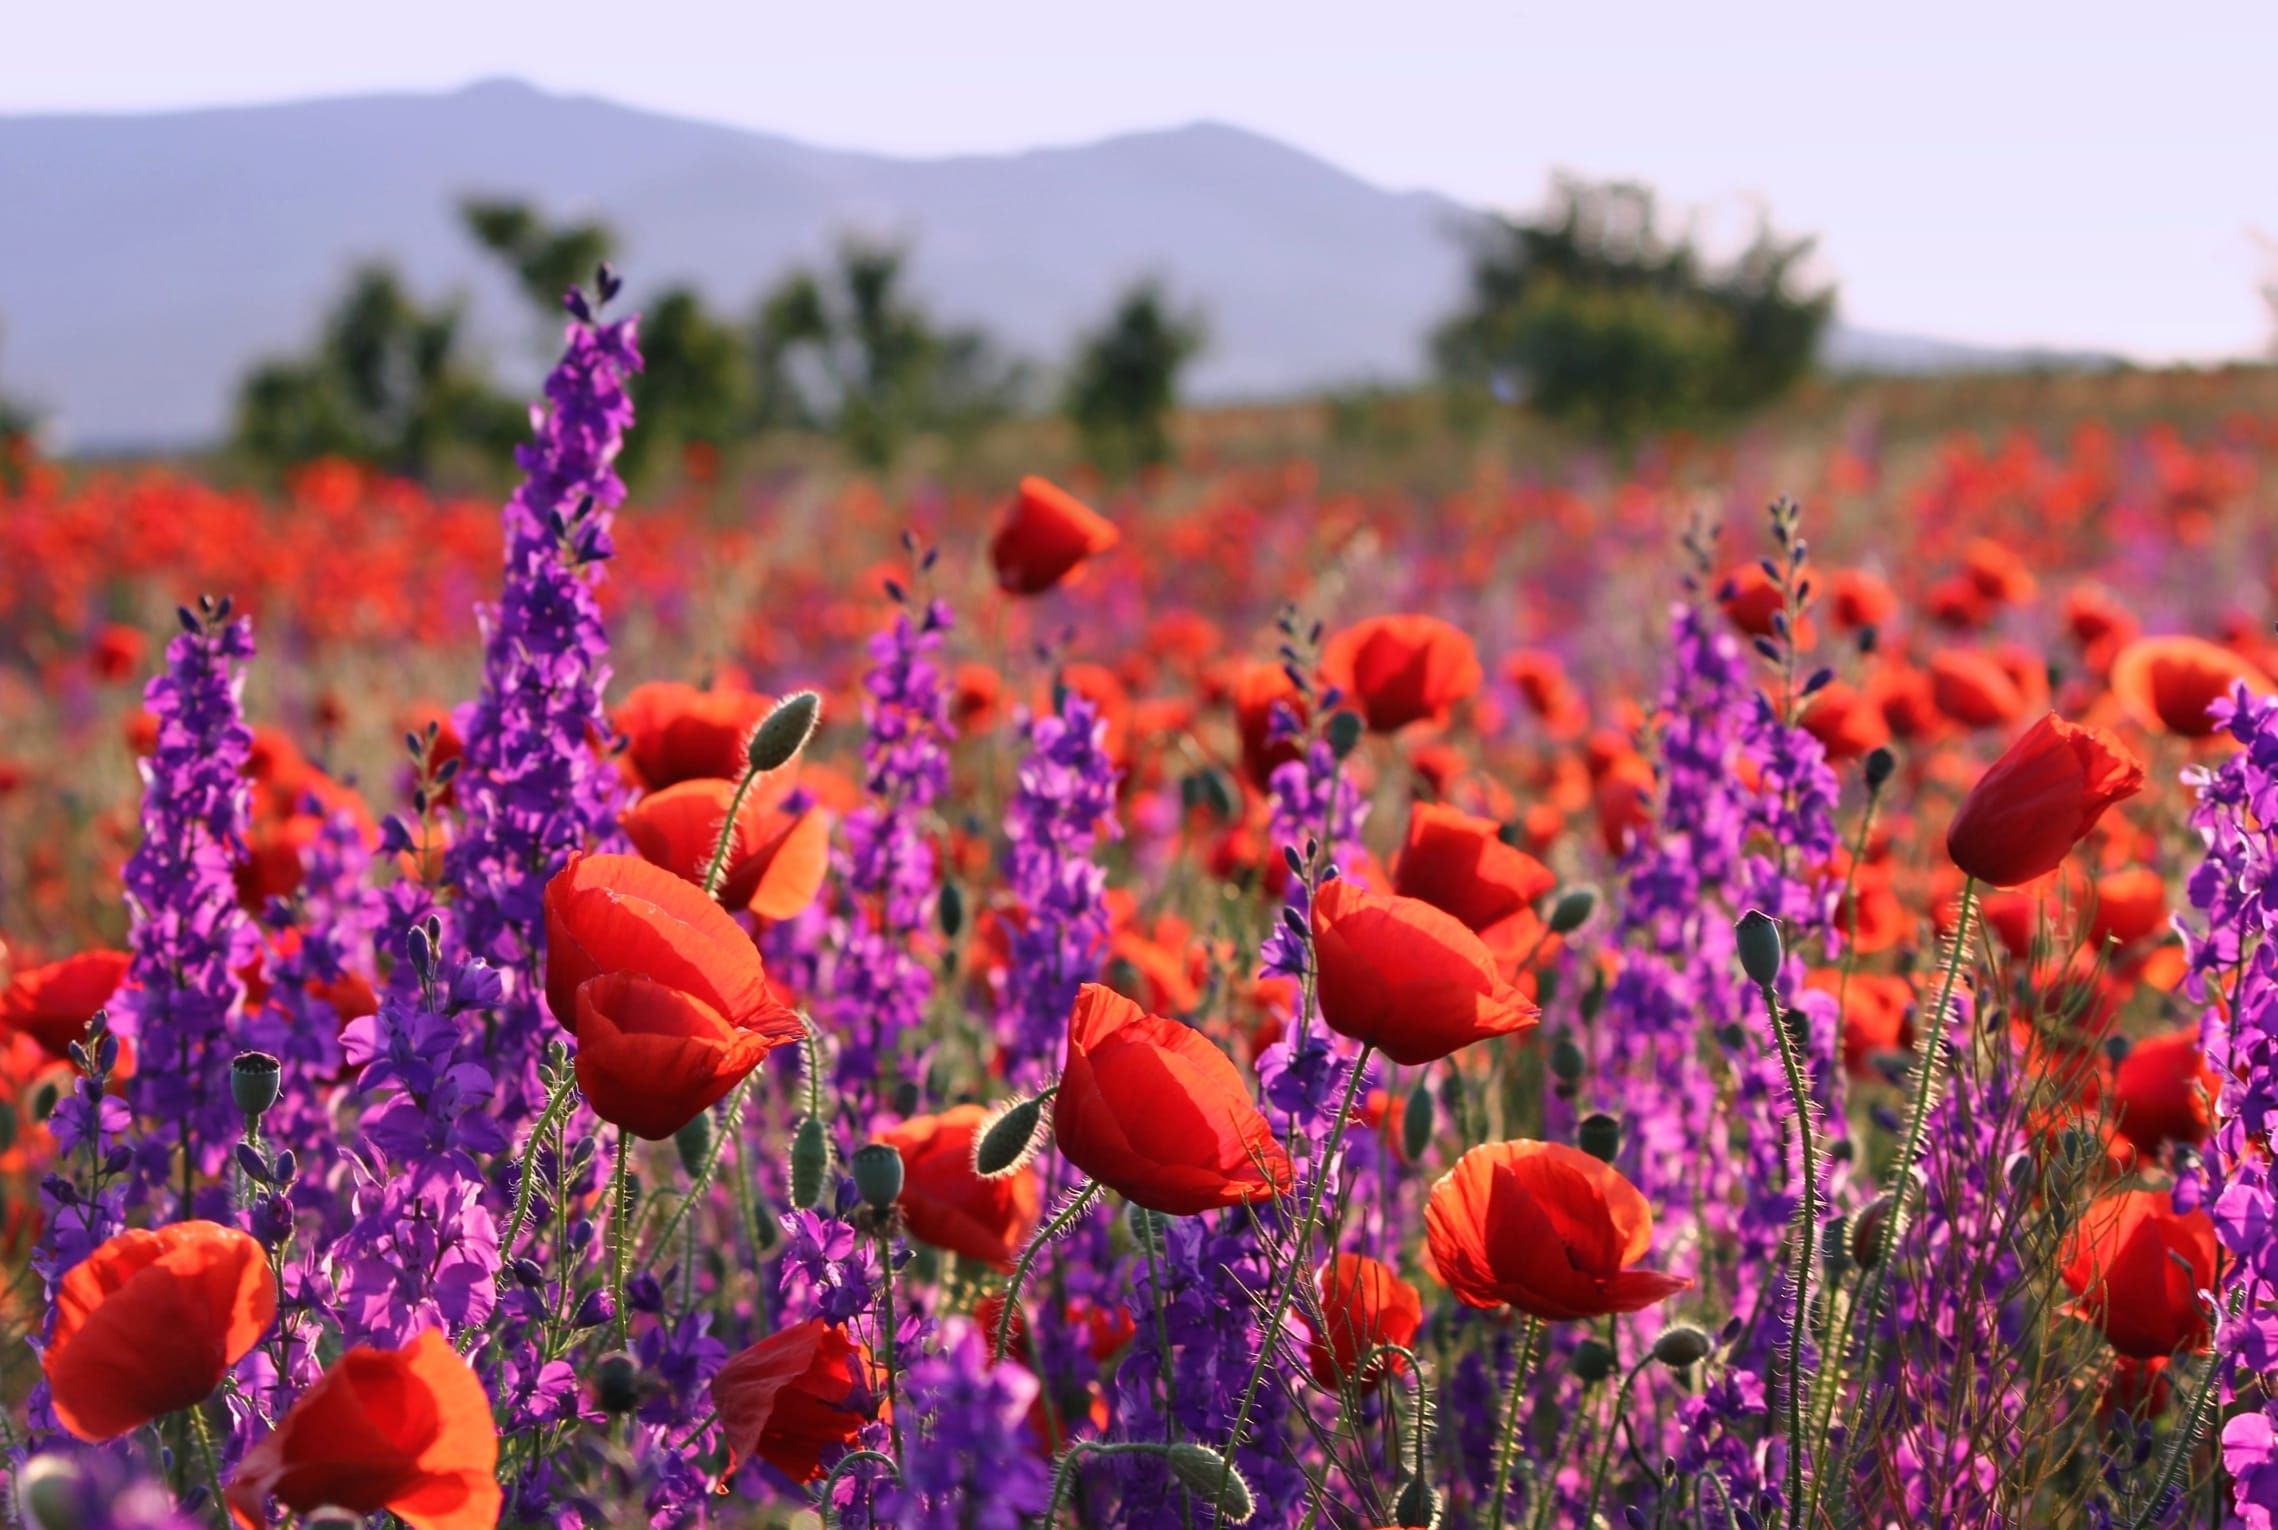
[574,973,787,1140]
[1829,569,1899,632]
[47,1222,275,1442]
[1946,714,2145,889]
[1929,649,2028,730]
[1,949,129,1060]
[1962,538,2037,607]
[1718,564,1811,645]
[2109,635,2271,739]
[712,1319,880,1484]
[1392,802,1556,950]
[1321,615,1482,733]
[1501,649,1587,739]
[614,681,774,790]
[619,778,831,920]
[1425,1140,1691,1320]
[2111,1028,2214,1156]
[1232,660,1308,793]
[1307,1253,1422,1391]
[1311,879,1537,1066]
[89,623,147,683]
[1799,680,1890,761]
[2089,867,2169,949]
[2059,1189,2216,1361]
[542,852,798,1039]
[1053,984,1292,1216]
[1805,969,1914,1075]
[990,477,1119,595]
[875,1104,1042,1270]
[226,1329,499,1530]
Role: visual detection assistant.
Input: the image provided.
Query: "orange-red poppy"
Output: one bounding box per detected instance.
[1,949,129,1060]
[2059,1188,2216,1361]
[1321,615,1482,734]
[1829,569,1899,632]
[2111,1028,2214,1156]
[712,1319,880,1484]
[875,1104,1042,1270]
[990,477,1119,596]
[541,852,797,1039]
[1306,1253,1422,1391]
[1929,649,2029,730]
[1799,680,1890,762]
[46,1222,275,1442]
[573,973,787,1140]
[1391,802,1556,955]
[1946,714,2145,889]
[226,1329,499,1530]
[1231,660,1308,793]
[619,778,831,920]
[1311,879,1537,1066]
[2109,635,2272,739]
[1425,1140,1690,1320]
[1053,984,1292,1216]
[614,681,773,791]
[2088,867,2169,950]
[1805,969,1914,1075]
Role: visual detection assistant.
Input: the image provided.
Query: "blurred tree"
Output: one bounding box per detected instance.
[229,265,519,482]
[0,319,36,487]
[1064,281,1206,474]
[1433,177,1834,442]
[753,238,1027,469]
[617,285,750,486]
[461,198,619,318]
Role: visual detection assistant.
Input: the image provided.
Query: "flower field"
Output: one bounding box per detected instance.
[3,284,2278,1529]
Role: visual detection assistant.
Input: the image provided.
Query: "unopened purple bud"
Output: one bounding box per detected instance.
[272,1149,297,1186]
[511,1258,547,1289]
[627,1272,664,1314]
[234,1142,273,1184]
[573,1288,617,1329]
[101,1145,133,1177]
[252,1193,294,1246]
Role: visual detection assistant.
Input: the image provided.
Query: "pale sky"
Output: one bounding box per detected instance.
[5,0,2274,361]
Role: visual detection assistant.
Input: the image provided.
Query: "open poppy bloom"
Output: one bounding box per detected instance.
[712,1319,881,1484]
[2109,634,2272,738]
[1311,879,1538,1066]
[614,681,774,790]
[1307,1253,1422,1391]
[226,1329,499,1530]
[1829,568,1898,632]
[574,972,788,1140]
[2111,1028,2214,1156]
[1929,649,2029,730]
[1231,659,1308,792]
[875,1103,1042,1269]
[2088,867,2169,949]
[1392,801,1557,957]
[542,852,798,1039]
[1425,1140,1691,1320]
[990,476,1118,595]
[1320,614,1482,733]
[619,778,831,919]
[1,949,129,1060]
[46,1222,275,1442]
[1053,984,1293,1215]
[1945,713,2145,889]
[2059,1188,2216,1361]
[1805,969,1914,1075]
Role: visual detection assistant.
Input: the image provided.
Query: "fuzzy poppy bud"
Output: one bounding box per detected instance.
[1570,1337,1617,1383]
[1863,745,1896,790]
[1164,1443,1254,1524]
[850,1143,904,1210]
[1850,1195,1892,1269]
[1394,1474,1442,1528]
[788,1117,832,1211]
[1548,885,1599,935]
[230,1051,282,1119]
[973,1093,1049,1179]
[595,1351,642,1414]
[938,882,965,939]
[17,1455,85,1530]
[745,690,822,774]
[674,1111,714,1178]
[1326,709,1364,760]
[1650,1324,1713,1368]
[1735,910,1784,987]
[1577,1112,1622,1164]
[1401,1080,1436,1163]
[1549,1036,1586,1085]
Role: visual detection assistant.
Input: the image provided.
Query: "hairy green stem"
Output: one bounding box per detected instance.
[1489,1317,1545,1526]
[1577,1359,1650,1530]
[701,764,764,900]
[1762,977,1820,1530]
[994,1181,1102,1361]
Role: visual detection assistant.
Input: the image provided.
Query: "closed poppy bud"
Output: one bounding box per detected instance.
[1401,1080,1436,1164]
[1306,1254,1423,1391]
[1850,1195,1892,1269]
[44,1222,276,1442]
[1320,614,1483,733]
[1549,885,1599,935]
[1053,985,1292,1216]
[574,973,785,1141]
[225,1330,499,1530]
[675,1110,715,1177]
[1734,910,1784,987]
[1650,1324,1713,1368]
[1164,1442,1254,1524]
[1577,1112,1622,1164]
[1394,1475,1442,1528]
[711,1319,880,1484]
[1863,745,1896,791]
[1945,714,2146,888]
[973,1093,1050,1179]
[2109,634,2272,738]
[789,1117,833,1210]
[1311,880,1538,1066]
[849,1143,905,1211]
[1425,1140,1692,1321]
[2060,1188,2217,1360]
[17,1456,86,1530]
[1571,1337,1617,1383]
[230,1051,282,1118]
[746,690,823,773]
[879,1105,1041,1269]
[595,1351,642,1415]
[990,477,1118,595]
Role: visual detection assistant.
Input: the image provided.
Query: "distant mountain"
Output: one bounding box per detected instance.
[0,78,2114,450]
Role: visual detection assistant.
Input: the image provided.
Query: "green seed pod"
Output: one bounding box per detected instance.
[745,690,823,773]
[1164,1443,1255,1524]
[788,1116,832,1210]
[1326,709,1364,760]
[973,1093,1050,1178]
[1863,745,1896,791]
[1650,1324,1714,1369]
[595,1350,642,1414]
[1735,909,1785,987]
[1549,1036,1586,1085]
[674,1110,714,1179]
[749,1188,783,1255]
[850,1143,905,1210]
[1577,1112,1621,1164]
[1570,1337,1617,1384]
[230,1050,283,1118]
[1393,1473,1443,1528]
[1400,1079,1435,1163]
[938,881,965,939]
[1548,884,1599,935]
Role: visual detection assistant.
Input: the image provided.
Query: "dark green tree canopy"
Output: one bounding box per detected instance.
[1064,281,1207,475]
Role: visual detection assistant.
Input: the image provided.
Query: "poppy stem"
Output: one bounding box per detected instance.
[819,1449,901,1529]
[1487,1315,1544,1525]
[642,1076,753,1274]
[183,1401,226,1525]
[610,1128,634,1350]
[701,764,763,901]
[1760,975,1819,1530]
[1575,1357,1651,1530]
[495,1052,579,1291]
[993,1180,1102,1362]
[876,1227,903,1463]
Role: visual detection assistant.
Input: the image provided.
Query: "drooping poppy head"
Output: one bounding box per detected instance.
[619,778,831,920]
[574,973,787,1140]
[875,1104,1042,1270]
[2111,1028,2214,1156]
[2109,635,2272,739]
[990,477,1119,595]
[1392,801,1556,943]
[1425,1139,1691,1321]
[1945,714,2145,889]
[46,1222,275,1442]
[1311,879,1538,1067]
[1306,1253,1423,1392]
[1053,984,1293,1216]
[1321,615,1482,734]
[614,681,774,791]
[226,1329,499,1530]
[2059,1188,2216,1361]
[712,1318,880,1484]
[1,949,129,1061]
[541,852,798,1040]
